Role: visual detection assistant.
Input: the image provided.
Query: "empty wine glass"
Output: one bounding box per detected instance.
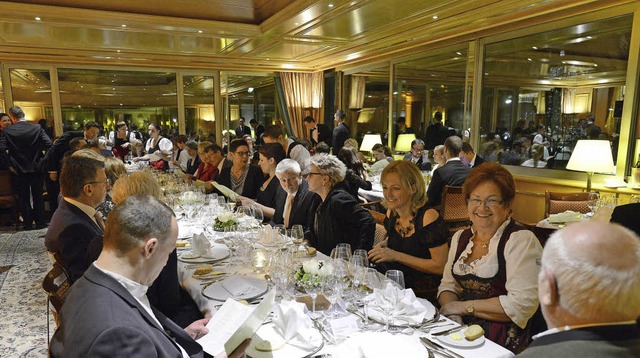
[322,273,341,318]
[353,249,370,267]
[360,268,382,330]
[385,269,405,289]
[336,243,352,259]
[331,245,351,263]
[384,270,405,333]
[303,279,322,316]
[253,207,264,223]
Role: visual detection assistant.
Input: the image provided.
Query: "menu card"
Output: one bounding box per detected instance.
[196,289,275,356]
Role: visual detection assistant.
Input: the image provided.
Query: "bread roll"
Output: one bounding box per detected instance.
[176,240,189,247]
[255,339,284,352]
[307,247,317,256]
[193,265,212,275]
[464,324,484,341]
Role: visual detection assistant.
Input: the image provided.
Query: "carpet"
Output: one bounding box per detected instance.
[0,229,52,357]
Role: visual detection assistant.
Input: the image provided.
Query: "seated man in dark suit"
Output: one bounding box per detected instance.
[402,138,432,171]
[518,222,640,358]
[45,155,106,283]
[271,159,321,229]
[50,195,251,357]
[459,142,485,168]
[609,202,640,237]
[427,136,471,206]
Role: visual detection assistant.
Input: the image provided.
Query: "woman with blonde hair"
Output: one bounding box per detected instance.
[368,160,449,302]
[96,157,127,218]
[111,171,161,204]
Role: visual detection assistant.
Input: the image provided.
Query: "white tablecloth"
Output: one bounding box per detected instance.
[176,222,514,358]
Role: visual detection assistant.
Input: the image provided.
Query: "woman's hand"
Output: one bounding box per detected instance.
[239,196,255,206]
[368,244,397,264]
[447,314,464,325]
[440,300,467,318]
[122,142,130,148]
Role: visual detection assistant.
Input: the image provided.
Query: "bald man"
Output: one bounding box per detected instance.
[518,222,640,357]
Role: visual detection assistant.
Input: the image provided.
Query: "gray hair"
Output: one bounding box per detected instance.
[307,153,346,187]
[103,195,175,254]
[541,222,640,322]
[9,106,25,119]
[275,158,301,175]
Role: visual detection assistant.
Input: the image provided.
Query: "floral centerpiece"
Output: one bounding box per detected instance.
[294,259,333,290]
[214,211,237,231]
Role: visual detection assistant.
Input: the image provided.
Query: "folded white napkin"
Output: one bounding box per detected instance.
[548,210,583,224]
[221,277,260,297]
[273,300,317,349]
[192,233,211,256]
[365,284,426,325]
[212,182,239,202]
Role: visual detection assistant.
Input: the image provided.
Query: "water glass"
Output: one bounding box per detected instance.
[587,192,599,216]
[385,270,405,290]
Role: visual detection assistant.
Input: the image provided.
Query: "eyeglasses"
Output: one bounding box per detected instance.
[302,172,325,179]
[468,198,504,208]
[235,151,250,156]
[411,147,424,153]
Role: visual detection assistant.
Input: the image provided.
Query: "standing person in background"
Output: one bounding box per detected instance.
[425,111,450,151]
[133,123,172,171]
[0,113,12,133]
[303,115,332,149]
[110,121,130,161]
[262,124,310,171]
[332,109,350,155]
[235,117,251,138]
[249,119,265,145]
[0,106,52,230]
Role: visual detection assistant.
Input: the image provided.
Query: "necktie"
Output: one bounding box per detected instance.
[283,194,294,228]
[94,212,105,231]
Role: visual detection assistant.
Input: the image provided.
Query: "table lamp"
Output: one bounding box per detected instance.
[566,140,614,192]
[360,133,382,163]
[395,133,416,153]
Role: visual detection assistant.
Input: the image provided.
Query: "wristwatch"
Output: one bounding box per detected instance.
[466,301,475,316]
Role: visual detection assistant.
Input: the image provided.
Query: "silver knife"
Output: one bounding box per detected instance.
[420,337,465,358]
[431,324,466,336]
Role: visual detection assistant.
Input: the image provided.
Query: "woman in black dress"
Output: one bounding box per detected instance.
[239,143,285,220]
[368,160,449,303]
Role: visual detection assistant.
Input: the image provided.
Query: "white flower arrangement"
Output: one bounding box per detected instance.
[295,259,333,284]
[214,211,237,231]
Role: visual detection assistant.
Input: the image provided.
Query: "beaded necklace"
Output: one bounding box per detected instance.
[394,211,416,239]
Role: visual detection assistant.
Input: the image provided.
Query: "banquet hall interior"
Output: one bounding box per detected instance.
[1,0,640,356]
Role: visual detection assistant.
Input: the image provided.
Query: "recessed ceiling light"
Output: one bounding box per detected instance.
[282,63,294,69]
[527,58,532,61]
[432,15,438,20]
[456,51,462,55]
[294,23,299,26]
[116,50,121,53]
[198,30,203,33]
[121,24,127,27]
[532,46,538,50]
[34,17,41,21]
[328,4,334,8]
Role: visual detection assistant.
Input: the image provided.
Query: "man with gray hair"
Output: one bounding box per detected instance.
[50,195,250,357]
[426,135,470,206]
[518,221,640,357]
[0,106,52,230]
[402,138,431,171]
[271,159,321,229]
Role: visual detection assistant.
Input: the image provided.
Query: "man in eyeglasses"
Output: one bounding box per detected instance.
[45,155,107,283]
[402,138,432,171]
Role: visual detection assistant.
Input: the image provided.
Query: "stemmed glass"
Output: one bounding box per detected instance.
[360,268,382,330]
[331,244,351,263]
[353,249,370,267]
[587,192,600,217]
[322,270,341,318]
[303,279,322,316]
[253,207,264,224]
[384,270,405,333]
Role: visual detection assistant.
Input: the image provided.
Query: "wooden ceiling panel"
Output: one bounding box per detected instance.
[252,42,331,59]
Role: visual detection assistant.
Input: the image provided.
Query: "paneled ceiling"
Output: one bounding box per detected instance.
[0,0,632,72]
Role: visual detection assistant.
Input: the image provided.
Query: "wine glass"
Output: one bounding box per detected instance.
[253,207,264,223]
[336,243,352,259]
[385,270,405,289]
[290,225,304,249]
[360,268,382,330]
[330,245,351,263]
[384,270,405,333]
[303,279,322,316]
[322,272,341,318]
[587,192,600,217]
[352,249,370,267]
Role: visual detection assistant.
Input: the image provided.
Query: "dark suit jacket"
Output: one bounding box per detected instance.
[50,265,203,358]
[332,122,350,155]
[517,323,640,358]
[235,125,251,138]
[610,203,640,237]
[0,121,52,173]
[310,124,332,147]
[402,153,432,171]
[471,154,486,168]
[43,130,84,172]
[425,122,450,150]
[217,164,265,199]
[45,199,103,283]
[427,159,471,206]
[271,179,321,229]
[253,124,265,145]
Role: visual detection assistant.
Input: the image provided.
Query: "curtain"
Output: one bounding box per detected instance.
[349,75,366,109]
[279,71,324,139]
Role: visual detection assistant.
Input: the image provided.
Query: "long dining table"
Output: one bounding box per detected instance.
[175,217,515,358]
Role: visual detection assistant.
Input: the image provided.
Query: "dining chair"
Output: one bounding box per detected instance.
[42,260,70,338]
[544,191,594,218]
[440,186,471,237]
[373,223,387,247]
[0,170,19,228]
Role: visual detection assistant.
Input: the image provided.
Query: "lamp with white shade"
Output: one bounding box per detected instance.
[395,133,417,153]
[360,133,383,163]
[566,140,614,192]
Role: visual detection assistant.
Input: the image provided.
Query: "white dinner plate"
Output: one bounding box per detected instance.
[246,324,323,358]
[435,332,485,348]
[178,247,230,263]
[202,275,268,301]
